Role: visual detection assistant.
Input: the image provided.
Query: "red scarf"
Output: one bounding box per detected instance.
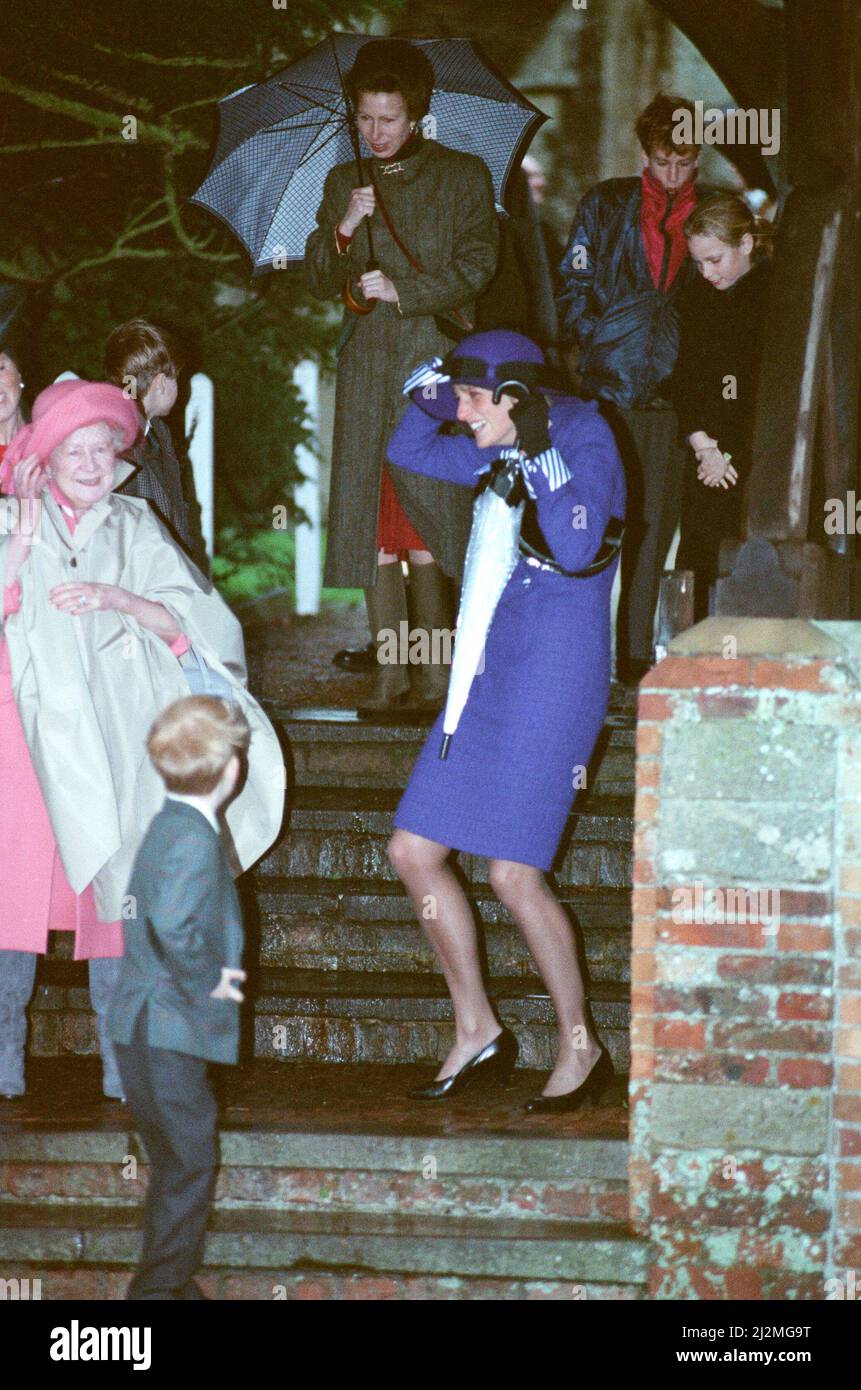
[640,168,697,291]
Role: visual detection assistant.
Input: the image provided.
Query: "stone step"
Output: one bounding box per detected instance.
[260,788,634,889]
[256,881,632,981]
[28,968,631,1071]
[277,707,636,794]
[0,1060,642,1297]
[0,1128,630,1224]
[251,971,631,1071]
[38,883,632,984]
[0,1265,646,1300]
[0,1204,650,1286]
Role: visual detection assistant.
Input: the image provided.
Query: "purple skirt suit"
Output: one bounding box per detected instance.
[388,397,626,869]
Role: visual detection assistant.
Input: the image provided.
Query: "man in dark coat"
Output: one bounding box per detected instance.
[557,93,707,682]
[108,697,249,1301]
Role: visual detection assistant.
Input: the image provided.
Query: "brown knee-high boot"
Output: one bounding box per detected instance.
[356,561,411,716]
[406,560,455,711]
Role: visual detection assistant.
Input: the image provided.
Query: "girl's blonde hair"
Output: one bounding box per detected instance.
[684,192,774,258]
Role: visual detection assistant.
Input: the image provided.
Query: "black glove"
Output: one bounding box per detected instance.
[507,391,551,459]
[474,456,528,507]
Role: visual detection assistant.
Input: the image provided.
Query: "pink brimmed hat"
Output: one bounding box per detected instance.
[0,379,140,495]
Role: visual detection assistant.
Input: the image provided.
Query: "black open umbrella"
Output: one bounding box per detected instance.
[189,33,547,274]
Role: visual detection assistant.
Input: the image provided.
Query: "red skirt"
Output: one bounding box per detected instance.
[377,464,428,554]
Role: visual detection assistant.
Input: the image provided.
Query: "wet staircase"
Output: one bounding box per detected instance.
[4,690,647,1299]
[252,701,636,1072]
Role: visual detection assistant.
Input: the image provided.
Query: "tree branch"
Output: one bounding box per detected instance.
[0,258,49,285]
[163,150,240,262]
[0,137,118,153]
[92,41,248,70]
[163,95,225,118]
[125,197,170,234]
[56,246,177,281]
[34,64,156,115]
[0,76,204,150]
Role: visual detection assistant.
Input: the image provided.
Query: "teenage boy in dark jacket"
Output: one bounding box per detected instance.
[557,93,706,681]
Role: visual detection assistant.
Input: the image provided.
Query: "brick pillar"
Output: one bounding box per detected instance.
[629,618,861,1300]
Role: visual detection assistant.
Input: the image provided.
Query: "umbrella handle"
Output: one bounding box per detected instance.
[343,281,378,315]
[343,254,380,316]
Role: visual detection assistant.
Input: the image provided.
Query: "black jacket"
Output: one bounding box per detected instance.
[107,799,244,1066]
[118,416,207,568]
[670,257,773,475]
[556,177,706,409]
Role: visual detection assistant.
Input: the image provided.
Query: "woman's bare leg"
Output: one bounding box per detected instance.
[489,858,603,1097]
[388,828,500,1079]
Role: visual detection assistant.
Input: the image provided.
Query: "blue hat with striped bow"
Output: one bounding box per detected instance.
[404,330,561,421]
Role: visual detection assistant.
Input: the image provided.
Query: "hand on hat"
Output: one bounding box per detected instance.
[402,357,450,397]
[12,454,44,539]
[508,392,551,460]
[13,453,44,501]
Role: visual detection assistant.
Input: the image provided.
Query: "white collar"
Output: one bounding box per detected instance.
[165,793,220,834]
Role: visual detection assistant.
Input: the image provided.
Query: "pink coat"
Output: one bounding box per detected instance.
[0,637,123,958]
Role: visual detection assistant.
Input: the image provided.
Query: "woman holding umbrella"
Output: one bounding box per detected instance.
[385,330,626,1111]
[304,39,499,714]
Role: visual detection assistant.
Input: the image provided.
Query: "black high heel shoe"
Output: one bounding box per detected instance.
[408,1026,518,1101]
[523,1047,614,1114]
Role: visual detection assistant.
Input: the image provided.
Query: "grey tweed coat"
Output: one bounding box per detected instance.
[305,137,499,587]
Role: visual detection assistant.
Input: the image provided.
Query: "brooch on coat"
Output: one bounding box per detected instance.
[379,161,406,174]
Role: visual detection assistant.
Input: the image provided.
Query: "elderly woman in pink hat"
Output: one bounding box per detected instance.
[0,380,283,1102]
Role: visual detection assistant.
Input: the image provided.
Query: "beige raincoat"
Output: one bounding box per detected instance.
[0,474,284,938]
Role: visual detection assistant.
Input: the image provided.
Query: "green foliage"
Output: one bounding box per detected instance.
[213,524,363,608]
[1,0,404,565]
[212,526,297,605]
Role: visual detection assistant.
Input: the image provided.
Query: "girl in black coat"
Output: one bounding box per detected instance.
[670,193,774,619]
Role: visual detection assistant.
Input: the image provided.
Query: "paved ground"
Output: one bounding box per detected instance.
[244,602,373,711]
[242,600,636,715]
[5,1058,627,1139]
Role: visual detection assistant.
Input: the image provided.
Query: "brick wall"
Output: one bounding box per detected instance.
[630,618,861,1300]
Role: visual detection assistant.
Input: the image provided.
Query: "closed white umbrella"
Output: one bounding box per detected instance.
[440,455,524,760]
[399,339,559,760]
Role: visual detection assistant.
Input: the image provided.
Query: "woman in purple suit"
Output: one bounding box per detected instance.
[385,330,625,1111]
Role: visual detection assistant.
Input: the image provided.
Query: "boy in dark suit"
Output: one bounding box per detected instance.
[108,696,250,1301]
